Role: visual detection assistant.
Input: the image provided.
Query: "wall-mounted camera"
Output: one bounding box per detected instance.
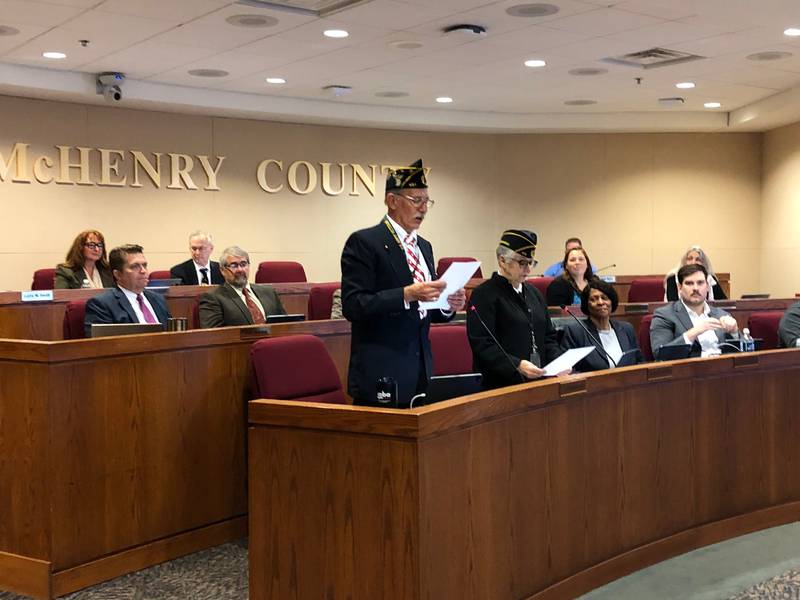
[96,72,125,103]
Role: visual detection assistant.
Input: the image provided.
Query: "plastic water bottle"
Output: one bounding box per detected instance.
[740,327,755,353]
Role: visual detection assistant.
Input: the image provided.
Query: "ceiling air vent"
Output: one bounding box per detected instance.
[236,0,373,17]
[603,47,705,70]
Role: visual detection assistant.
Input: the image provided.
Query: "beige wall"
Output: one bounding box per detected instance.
[762,121,800,298]
[0,95,763,296]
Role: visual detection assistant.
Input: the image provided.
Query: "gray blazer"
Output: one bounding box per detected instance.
[198,283,286,328]
[778,301,800,348]
[650,301,734,359]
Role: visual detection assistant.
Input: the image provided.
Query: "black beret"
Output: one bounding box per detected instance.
[386,158,428,191]
[500,229,538,259]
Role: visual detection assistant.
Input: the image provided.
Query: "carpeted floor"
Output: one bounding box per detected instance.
[730,568,800,600]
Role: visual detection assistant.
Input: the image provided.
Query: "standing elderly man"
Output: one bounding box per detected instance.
[341,158,466,407]
[170,230,223,285]
[198,246,286,328]
[650,263,738,359]
[84,244,172,336]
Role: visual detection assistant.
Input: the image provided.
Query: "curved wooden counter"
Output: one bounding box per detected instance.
[248,348,800,600]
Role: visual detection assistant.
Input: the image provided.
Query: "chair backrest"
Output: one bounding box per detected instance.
[255,261,307,284]
[307,282,341,321]
[32,268,56,290]
[748,311,784,350]
[250,334,345,403]
[63,300,87,340]
[527,277,554,297]
[639,314,655,361]
[191,296,201,329]
[429,325,474,376]
[148,270,172,281]
[436,257,482,279]
[628,278,665,303]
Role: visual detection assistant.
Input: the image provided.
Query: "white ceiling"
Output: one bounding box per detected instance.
[2,0,800,132]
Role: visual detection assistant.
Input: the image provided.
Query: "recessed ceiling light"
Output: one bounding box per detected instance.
[704,102,722,109]
[0,25,20,36]
[324,29,349,38]
[784,27,800,36]
[568,67,607,76]
[375,91,410,98]
[436,96,454,103]
[388,40,424,50]
[524,59,546,68]
[226,14,278,28]
[675,81,695,89]
[506,3,560,17]
[188,68,229,78]
[266,77,286,84]
[747,50,792,61]
[42,51,66,59]
[564,99,597,106]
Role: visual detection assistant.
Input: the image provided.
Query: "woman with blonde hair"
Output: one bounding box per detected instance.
[54,230,114,289]
[664,245,726,301]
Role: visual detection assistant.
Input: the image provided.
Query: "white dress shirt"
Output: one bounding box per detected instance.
[680,299,721,357]
[118,286,161,324]
[597,327,623,368]
[230,283,266,319]
[194,261,211,285]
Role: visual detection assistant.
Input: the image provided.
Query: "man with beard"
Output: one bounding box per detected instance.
[649,263,738,359]
[198,245,286,328]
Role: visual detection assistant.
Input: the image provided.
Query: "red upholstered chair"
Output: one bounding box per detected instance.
[307,282,341,321]
[148,270,172,281]
[250,335,346,403]
[32,268,56,290]
[255,261,307,284]
[527,277,554,298]
[436,257,482,279]
[638,314,655,361]
[63,300,87,340]
[628,278,665,303]
[748,311,784,350]
[429,324,473,376]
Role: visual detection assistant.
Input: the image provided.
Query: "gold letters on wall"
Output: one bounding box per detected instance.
[0,143,419,197]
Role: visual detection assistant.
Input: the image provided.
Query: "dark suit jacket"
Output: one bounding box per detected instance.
[341,218,452,407]
[54,264,114,289]
[562,318,640,372]
[779,301,800,348]
[198,283,286,328]
[665,273,726,301]
[84,287,171,337]
[650,301,733,359]
[170,259,223,285]
[546,276,590,307]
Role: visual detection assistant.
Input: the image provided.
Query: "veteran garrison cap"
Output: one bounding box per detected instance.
[386,158,428,191]
[500,229,538,259]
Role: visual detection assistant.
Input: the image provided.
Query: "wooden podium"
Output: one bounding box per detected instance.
[248,349,800,600]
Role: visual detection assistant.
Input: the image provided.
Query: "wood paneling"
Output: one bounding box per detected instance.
[249,349,800,600]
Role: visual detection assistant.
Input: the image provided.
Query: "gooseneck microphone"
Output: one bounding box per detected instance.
[562,306,617,367]
[594,263,617,274]
[469,305,525,383]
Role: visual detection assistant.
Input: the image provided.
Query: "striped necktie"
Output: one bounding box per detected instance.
[404,233,427,318]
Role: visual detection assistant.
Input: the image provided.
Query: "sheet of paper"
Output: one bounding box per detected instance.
[542,346,595,376]
[419,261,481,310]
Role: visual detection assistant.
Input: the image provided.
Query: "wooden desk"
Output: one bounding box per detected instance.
[0,320,350,599]
[248,349,800,600]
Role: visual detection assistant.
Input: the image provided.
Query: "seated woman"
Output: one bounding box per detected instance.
[546,246,596,306]
[562,279,641,372]
[54,230,114,289]
[664,245,726,301]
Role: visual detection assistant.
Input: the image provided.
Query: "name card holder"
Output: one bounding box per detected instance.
[21,290,54,302]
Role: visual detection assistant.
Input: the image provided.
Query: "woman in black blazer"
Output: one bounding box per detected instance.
[546,246,597,307]
[664,245,726,301]
[54,230,114,289]
[562,279,641,372]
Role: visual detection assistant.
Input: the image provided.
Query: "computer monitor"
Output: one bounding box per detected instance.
[416,373,483,406]
[146,278,182,288]
[265,314,306,324]
[655,344,692,361]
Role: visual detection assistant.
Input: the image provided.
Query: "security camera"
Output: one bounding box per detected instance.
[96,72,125,103]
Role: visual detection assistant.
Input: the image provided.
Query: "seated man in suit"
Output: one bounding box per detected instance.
[198,245,286,328]
[650,263,738,360]
[170,231,223,285]
[778,301,800,347]
[84,244,172,336]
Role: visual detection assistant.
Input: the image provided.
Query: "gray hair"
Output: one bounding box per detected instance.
[189,230,213,245]
[496,245,517,261]
[219,245,249,268]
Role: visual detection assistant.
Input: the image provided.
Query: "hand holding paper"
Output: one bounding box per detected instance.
[542,347,595,376]
[419,261,480,310]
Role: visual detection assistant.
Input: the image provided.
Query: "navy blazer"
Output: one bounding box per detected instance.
[562,318,640,372]
[84,287,172,337]
[169,259,223,285]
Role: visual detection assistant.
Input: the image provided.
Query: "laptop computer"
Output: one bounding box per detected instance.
[654,343,693,361]
[90,323,163,338]
[146,278,182,288]
[265,313,306,324]
[415,373,483,406]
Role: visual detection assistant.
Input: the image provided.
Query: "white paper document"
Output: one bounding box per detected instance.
[542,346,595,376]
[419,261,481,310]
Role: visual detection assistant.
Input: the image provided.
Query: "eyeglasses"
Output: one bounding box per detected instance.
[507,257,538,269]
[225,261,250,271]
[397,194,435,208]
[84,242,104,250]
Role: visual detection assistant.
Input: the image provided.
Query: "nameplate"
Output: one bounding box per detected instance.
[600,275,616,283]
[624,303,649,314]
[21,290,54,302]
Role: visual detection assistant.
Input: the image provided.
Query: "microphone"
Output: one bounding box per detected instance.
[562,305,617,367]
[469,305,525,383]
[594,263,616,274]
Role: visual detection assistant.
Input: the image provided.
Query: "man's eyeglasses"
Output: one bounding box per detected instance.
[225,261,250,271]
[397,194,435,208]
[84,242,104,250]
[507,257,538,269]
